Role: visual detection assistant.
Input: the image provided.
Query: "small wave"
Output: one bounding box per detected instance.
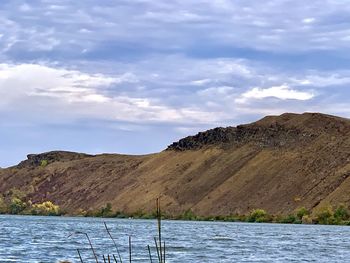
[211,236,235,241]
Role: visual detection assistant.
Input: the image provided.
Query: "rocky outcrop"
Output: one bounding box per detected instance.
[167,113,350,151]
[17,151,93,168]
[167,121,310,151]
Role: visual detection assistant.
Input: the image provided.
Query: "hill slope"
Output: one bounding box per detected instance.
[1,112,350,216]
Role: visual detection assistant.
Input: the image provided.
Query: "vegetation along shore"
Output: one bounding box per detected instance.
[1,193,349,226]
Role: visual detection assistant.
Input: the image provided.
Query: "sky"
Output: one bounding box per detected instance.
[1,0,350,167]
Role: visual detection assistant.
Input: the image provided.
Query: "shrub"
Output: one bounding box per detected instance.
[247,209,269,223]
[84,209,97,217]
[315,206,335,225]
[9,197,27,214]
[181,209,197,220]
[139,210,158,219]
[95,203,113,217]
[40,160,48,167]
[301,215,313,224]
[76,208,87,217]
[334,204,349,222]
[114,211,128,218]
[133,209,155,219]
[295,207,309,220]
[223,214,240,222]
[31,201,61,216]
[278,214,297,224]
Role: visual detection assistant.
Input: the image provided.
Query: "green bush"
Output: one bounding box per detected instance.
[9,197,27,214]
[83,209,96,217]
[278,214,297,224]
[132,210,156,219]
[301,215,313,224]
[95,203,113,217]
[114,211,128,218]
[247,209,269,223]
[295,207,309,220]
[315,206,335,225]
[181,209,197,220]
[40,160,48,167]
[223,214,240,222]
[334,204,349,222]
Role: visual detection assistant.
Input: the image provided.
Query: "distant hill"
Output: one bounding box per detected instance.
[1,112,350,216]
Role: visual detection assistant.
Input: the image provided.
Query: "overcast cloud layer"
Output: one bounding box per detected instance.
[1,0,350,166]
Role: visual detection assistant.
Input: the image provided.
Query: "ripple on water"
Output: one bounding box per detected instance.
[1,216,350,262]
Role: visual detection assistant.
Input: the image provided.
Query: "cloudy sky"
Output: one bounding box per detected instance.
[1,0,350,167]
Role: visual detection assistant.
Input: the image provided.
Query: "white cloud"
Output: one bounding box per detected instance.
[0,63,225,124]
[290,72,350,87]
[2,0,350,57]
[1,54,346,130]
[198,86,235,96]
[191,79,212,86]
[237,84,315,103]
[302,18,316,24]
[0,63,117,106]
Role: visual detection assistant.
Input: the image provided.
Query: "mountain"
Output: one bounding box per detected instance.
[1,112,350,216]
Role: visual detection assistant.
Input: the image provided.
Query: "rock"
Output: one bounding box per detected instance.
[17,151,93,168]
[166,112,350,151]
[167,123,311,151]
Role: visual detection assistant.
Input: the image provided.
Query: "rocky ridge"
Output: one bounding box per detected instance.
[167,113,348,151]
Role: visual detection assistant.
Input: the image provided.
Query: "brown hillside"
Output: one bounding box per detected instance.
[1,112,350,216]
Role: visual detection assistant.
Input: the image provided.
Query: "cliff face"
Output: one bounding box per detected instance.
[1,112,350,216]
[167,113,348,151]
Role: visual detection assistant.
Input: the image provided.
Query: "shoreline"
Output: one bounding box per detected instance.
[2,209,350,227]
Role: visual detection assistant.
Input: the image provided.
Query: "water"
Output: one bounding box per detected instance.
[1,215,350,262]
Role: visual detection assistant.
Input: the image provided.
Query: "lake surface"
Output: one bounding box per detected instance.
[1,215,350,262]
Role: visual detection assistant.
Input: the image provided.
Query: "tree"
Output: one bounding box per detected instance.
[9,197,26,214]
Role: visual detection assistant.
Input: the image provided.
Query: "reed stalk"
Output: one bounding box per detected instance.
[104,222,123,263]
[156,198,165,263]
[69,231,99,263]
[154,237,160,262]
[147,245,153,263]
[129,236,132,263]
[77,249,84,263]
[71,198,166,262]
